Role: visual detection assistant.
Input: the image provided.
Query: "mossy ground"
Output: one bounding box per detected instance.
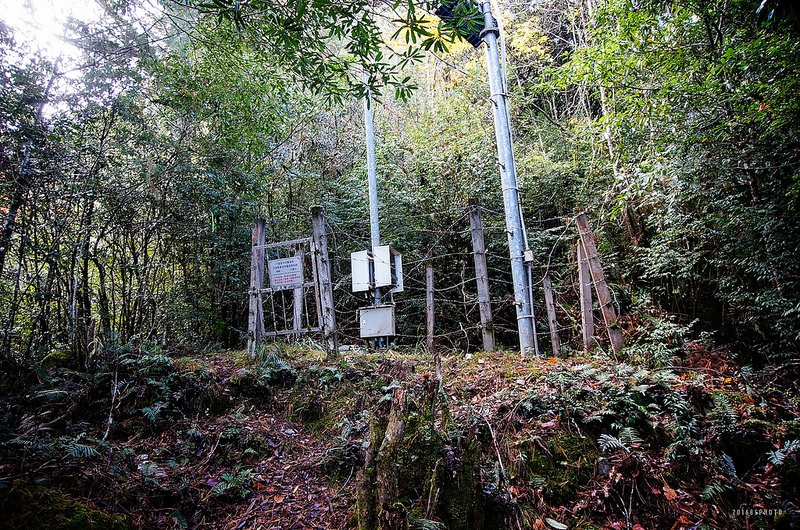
[279,346,800,529]
[519,433,600,505]
[0,482,128,529]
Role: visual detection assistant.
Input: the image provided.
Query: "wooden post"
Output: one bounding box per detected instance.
[247,218,266,360]
[425,263,444,388]
[292,250,305,340]
[311,206,338,359]
[542,274,561,357]
[467,199,495,351]
[577,241,595,351]
[426,263,435,353]
[575,212,623,354]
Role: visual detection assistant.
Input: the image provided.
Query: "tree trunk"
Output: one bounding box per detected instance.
[0,59,60,278]
[376,386,407,530]
[0,176,31,279]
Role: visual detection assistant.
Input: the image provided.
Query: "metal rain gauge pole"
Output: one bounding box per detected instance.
[435,0,536,354]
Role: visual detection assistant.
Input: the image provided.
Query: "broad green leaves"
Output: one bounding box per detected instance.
[517,0,800,360]
[186,0,478,103]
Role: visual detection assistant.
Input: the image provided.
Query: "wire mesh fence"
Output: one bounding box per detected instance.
[313,202,591,354]
[245,198,628,356]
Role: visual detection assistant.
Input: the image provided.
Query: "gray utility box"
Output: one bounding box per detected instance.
[359,305,395,338]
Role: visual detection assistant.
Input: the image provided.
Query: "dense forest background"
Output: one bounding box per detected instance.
[2,0,799,376]
[2,1,800,528]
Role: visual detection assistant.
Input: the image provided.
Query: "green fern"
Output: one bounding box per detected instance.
[210,475,235,496]
[64,441,99,458]
[618,427,644,445]
[767,439,800,465]
[9,436,54,457]
[709,392,739,436]
[210,468,258,499]
[58,434,104,459]
[663,390,700,459]
[699,479,731,502]
[598,434,629,453]
[410,519,446,530]
[718,452,737,478]
[141,402,166,422]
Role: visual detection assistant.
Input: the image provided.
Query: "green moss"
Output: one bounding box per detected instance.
[439,436,485,529]
[354,380,488,529]
[521,433,600,505]
[0,482,128,529]
[356,411,388,529]
[398,399,444,486]
[173,356,206,371]
[39,350,71,369]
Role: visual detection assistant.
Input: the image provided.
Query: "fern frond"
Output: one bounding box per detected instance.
[719,452,737,478]
[210,469,257,498]
[618,427,644,445]
[211,480,233,496]
[598,434,629,453]
[64,441,99,458]
[141,402,166,422]
[58,434,104,459]
[711,392,738,422]
[767,439,800,465]
[699,480,730,502]
[9,436,54,456]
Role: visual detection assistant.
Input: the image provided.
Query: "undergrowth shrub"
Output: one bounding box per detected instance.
[620,296,696,368]
[208,467,260,501]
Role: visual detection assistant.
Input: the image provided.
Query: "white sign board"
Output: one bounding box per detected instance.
[268,256,304,290]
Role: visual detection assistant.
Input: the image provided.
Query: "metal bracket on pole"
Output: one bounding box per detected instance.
[480,25,499,38]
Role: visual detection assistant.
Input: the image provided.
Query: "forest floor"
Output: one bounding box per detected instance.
[1,342,799,529]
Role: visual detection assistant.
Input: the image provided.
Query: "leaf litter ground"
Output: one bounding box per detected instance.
[1,344,798,529]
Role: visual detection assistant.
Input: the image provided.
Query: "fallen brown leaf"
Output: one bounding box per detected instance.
[663,484,678,502]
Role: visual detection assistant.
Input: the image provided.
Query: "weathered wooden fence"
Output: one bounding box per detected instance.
[247,207,337,359]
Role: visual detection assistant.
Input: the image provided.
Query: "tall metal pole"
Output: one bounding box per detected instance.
[364,74,381,251]
[364,71,389,349]
[363,71,382,308]
[479,1,534,354]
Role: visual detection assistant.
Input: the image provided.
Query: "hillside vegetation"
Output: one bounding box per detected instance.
[1,343,797,528]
